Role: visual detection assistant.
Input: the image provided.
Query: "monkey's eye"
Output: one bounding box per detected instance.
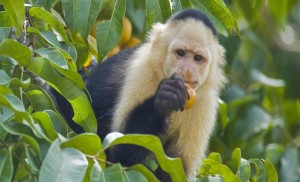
[176,49,185,57]
[194,55,203,62]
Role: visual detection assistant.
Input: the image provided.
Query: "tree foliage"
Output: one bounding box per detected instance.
[0,0,299,181]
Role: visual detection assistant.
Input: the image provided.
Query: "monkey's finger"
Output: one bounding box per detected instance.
[167,76,190,100]
[162,84,186,111]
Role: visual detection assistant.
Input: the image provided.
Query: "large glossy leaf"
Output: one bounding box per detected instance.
[191,0,240,36]
[2,0,25,36]
[0,39,31,67]
[0,148,13,182]
[39,140,88,182]
[103,133,187,182]
[29,7,70,44]
[28,58,97,133]
[61,134,103,156]
[32,111,58,141]
[96,0,125,61]
[62,0,103,40]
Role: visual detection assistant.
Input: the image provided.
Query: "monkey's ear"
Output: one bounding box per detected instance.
[148,23,166,49]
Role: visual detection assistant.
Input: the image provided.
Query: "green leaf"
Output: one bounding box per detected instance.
[0,121,44,159]
[201,159,240,182]
[0,28,11,44]
[208,152,222,163]
[28,28,77,65]
[237,159,251,182]
[104,133,187,182]
[191,0,240,36]
[229,148,241,174]
[263,160,278,182]
[32,111,58,141]
[0,70,11,86]
[0,39,31,67]
[279,146,299,182]
[249,158,265,181]
[44,110,66,135]
[39,140,88,182]
[28,58,97,133]
[29,7,70,44]
[0,12,15,27]
[90,159,105,182]
[103,164,124,181]
[61,133,103,156]
[172,0,193,13]
[0,148,13,182]
[128,164,160,182]
[124,171,148,182]
[27,90,53,111]
[197,175,224,182]
[24,145,39,174]
[96,0,126,61]
[218,99,229,129]
[2,0,25,36]
[62,0,103,40]
[145,0,171,31]
[35,48,68,69]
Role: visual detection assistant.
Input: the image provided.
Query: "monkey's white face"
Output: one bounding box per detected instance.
[164,38,211,90]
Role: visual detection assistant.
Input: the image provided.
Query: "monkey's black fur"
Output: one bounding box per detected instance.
[52,9,216,181]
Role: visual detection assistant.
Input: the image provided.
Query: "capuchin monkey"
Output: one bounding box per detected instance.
[53,9,227,181]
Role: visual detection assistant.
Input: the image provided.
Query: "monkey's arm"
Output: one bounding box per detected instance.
[109,74,189,166]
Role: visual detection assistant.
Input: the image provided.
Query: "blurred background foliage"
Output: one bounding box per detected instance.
[0,0,300,181]
[211,0,300,181]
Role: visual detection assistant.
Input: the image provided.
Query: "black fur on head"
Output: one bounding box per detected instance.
[169,9,217,36]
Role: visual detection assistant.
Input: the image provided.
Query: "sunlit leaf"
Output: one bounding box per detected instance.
[39,140,88,182]
[0,39,31,67]
[104,133,187,182]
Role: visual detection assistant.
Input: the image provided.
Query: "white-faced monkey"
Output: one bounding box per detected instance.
[54,9,227,181]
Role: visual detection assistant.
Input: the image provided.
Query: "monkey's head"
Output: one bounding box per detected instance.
[150,9,226,91]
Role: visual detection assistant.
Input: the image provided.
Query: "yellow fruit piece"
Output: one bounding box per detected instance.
[107,45,120,57]
[83,52,92,68]
[184,84,196,110]
[120,17,132,44]
[124,37,141,48]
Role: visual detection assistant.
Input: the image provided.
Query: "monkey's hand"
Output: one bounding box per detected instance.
[154,74,190,116]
